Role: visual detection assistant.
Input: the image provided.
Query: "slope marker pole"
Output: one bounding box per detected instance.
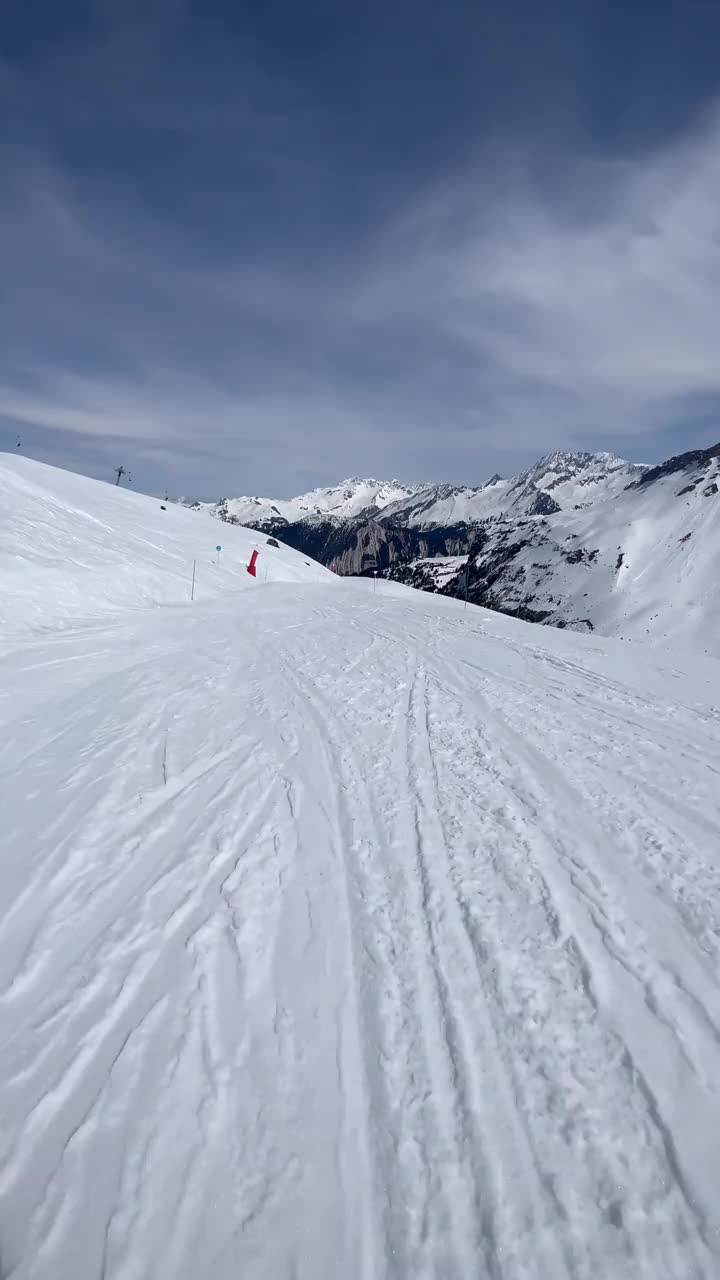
[191,559,196,601]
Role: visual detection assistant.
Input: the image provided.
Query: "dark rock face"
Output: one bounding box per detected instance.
[564,546,599,565]
[555,617,595,632]
[630,442,720,488]
[484,598,554,624]
[236,503,605,631]
[528,490,562,516]
[241,516,486,577]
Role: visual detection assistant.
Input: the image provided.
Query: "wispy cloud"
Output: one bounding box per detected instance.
[1,6,720,498]
[350,104,720,447]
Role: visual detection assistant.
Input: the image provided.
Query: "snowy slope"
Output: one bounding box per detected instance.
[459,445,720,651]
[380,452,645,528]
[198,478,423,529]
[379,480,515,528]
[516,449,644,504]
[409,553,468,587]
[1,457,720,1279]
[0,454,330,639]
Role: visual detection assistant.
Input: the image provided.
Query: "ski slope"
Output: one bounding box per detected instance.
[1,458,720,1279]
[0,455,330,640]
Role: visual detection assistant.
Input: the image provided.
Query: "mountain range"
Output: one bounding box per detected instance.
[192,451,644,529]
[190,443,720,649]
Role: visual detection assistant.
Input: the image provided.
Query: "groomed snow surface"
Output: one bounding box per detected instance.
[1,455,720,1279]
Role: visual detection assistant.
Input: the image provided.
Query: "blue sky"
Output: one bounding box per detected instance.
[1,0,720,497]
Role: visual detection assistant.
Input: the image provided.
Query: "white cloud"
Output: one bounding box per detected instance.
[2,94,720,492]
[351,104,720,446]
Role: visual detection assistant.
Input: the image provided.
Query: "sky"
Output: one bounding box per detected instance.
[2,0,720,498]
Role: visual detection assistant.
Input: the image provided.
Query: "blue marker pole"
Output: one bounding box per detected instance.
[216,544,222,565]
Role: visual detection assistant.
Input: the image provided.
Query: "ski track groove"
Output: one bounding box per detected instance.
[259,606,720,1278]
[253,655,386,1280]
[271,648,457,1276]
[1,594,719,1278]
[424,650,718,1274]
[283,643,573,1276]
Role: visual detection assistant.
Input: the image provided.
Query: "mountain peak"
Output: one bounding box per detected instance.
[529,449,627,473]
[191,449,651,533]
[515,450,640,497]
[630,442,720,489]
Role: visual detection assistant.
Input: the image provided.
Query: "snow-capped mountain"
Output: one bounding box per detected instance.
[510,448,646,507]
[393,442,720,651]
[379,451,645,526]
[195,443,719,651]
[201,451,645,533]
[194,477,424,528]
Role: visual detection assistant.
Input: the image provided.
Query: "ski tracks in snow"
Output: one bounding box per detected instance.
[1,591,720,1278]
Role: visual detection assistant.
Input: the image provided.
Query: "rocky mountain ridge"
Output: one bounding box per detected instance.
[192,451,646,531]
[190,444,720,647]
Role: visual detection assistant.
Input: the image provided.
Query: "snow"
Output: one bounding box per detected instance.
[0,455,331,640]
[380,450,720,653]
[200,478,423,528]
[197,455,645,533]
[2,456,720,1278]
[475,454,720,652]
[381,454,645,528]
[407,554,469,587]
[382,483,516,528]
